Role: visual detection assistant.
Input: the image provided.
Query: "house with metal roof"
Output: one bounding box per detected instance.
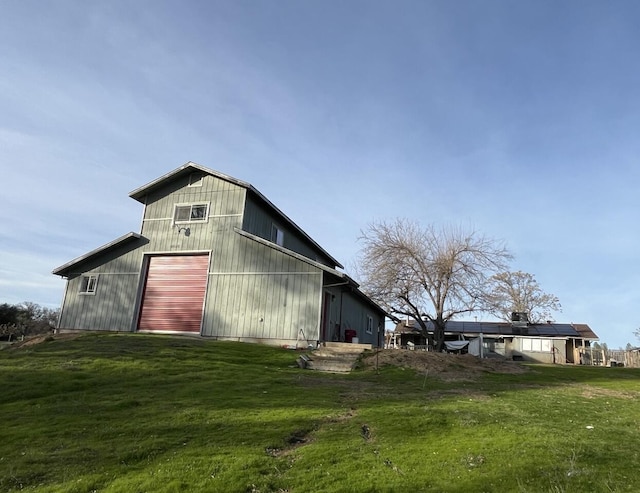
[53,162,386,347]
[393,316,599,364]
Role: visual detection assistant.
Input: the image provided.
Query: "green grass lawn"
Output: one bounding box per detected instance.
[1,333,640,492]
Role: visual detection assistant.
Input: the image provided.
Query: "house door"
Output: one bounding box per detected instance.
[320,292,332,342]
[138,254,209,333]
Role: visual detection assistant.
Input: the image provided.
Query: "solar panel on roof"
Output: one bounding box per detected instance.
[557,327,579,336]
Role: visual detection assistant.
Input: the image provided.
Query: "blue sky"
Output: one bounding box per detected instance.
[1,1,639,347]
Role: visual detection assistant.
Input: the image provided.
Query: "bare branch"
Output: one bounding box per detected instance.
[356,219,512,351]
[482,271,562,323]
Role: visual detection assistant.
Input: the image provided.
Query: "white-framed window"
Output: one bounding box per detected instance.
[79,274,98,295]
[366,315,374,334]
[271,224,284,246]
[174,203,209,224]
[521,338,552,352]
[188,173,203,187]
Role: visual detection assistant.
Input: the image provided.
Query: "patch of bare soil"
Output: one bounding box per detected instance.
[9,332,84,349]
[580,385,639,400]
[360,349,529,381]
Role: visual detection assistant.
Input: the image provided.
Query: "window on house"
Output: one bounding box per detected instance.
[271,224,284,246]
[79,274,98,295]
[188,173,203,187]
[366,315,374,334]
[522,338,552,352]
[174,203,209,223]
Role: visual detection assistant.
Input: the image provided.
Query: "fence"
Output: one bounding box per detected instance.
[607,349,640,368]
[579,348,640,368]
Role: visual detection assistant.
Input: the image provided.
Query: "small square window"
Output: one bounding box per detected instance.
[80,275,98,295]
[271,224,284,246]
[190,204,207,220]
[174,203,209,223]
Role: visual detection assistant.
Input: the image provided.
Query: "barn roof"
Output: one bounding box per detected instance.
[396,319,598,340]
[52,232,145,277]
[129,162,343,269]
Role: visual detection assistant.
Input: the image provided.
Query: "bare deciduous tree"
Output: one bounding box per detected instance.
[355,219,511,351]
[482,271,561,323]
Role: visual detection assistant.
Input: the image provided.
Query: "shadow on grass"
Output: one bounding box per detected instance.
[0,334,345,491]
[2,333,640,492]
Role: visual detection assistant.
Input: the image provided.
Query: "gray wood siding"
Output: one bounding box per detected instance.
[202,233,322,343]
[57,246,143,331]
[338,291,384,346]
[242,195,335,267]
[141,173,245,252]
[58,173,246,333]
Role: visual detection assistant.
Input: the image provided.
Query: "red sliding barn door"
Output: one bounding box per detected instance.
[138,254,209,333]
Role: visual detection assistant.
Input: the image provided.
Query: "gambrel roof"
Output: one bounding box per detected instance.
[129,162,344,269]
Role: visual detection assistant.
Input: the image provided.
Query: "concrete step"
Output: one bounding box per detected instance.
[313,347,356,357]
[321,341,372,353]
[310,351,361,362]
[297,343,371,373]
[305,358,355,373]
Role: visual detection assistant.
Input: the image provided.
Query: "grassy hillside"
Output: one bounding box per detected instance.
[1,333,640,492]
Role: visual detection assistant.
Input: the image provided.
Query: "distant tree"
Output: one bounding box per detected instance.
[0,302,59,341]
[0,303,22,341]
[19,302,59,333]
[626,342,634,351]
[0,303,20,325]
[482,270,561,323]
[355,219,511,351]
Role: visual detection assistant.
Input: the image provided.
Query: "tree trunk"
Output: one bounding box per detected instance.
[433,317,446,352]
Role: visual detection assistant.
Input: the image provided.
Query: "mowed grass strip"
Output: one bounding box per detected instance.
[1,334,640,492]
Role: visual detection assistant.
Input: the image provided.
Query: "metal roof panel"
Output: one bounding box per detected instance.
[52,232,145,277]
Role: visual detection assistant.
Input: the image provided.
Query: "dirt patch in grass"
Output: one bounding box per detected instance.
[360,349,529,381]
[580,385,639,400]
[9,332,84,349]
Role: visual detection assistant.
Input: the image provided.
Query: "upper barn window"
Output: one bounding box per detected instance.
[79,274,98,295]
[174,203,209,224]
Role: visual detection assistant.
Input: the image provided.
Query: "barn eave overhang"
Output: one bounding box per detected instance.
[52,232,145,278]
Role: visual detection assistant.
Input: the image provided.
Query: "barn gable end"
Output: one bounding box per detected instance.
[53,162,385,347]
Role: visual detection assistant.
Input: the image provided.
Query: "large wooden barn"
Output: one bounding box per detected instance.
[53,162,386,347]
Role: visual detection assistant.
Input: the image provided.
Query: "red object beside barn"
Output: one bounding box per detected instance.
[344,329,357,343]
